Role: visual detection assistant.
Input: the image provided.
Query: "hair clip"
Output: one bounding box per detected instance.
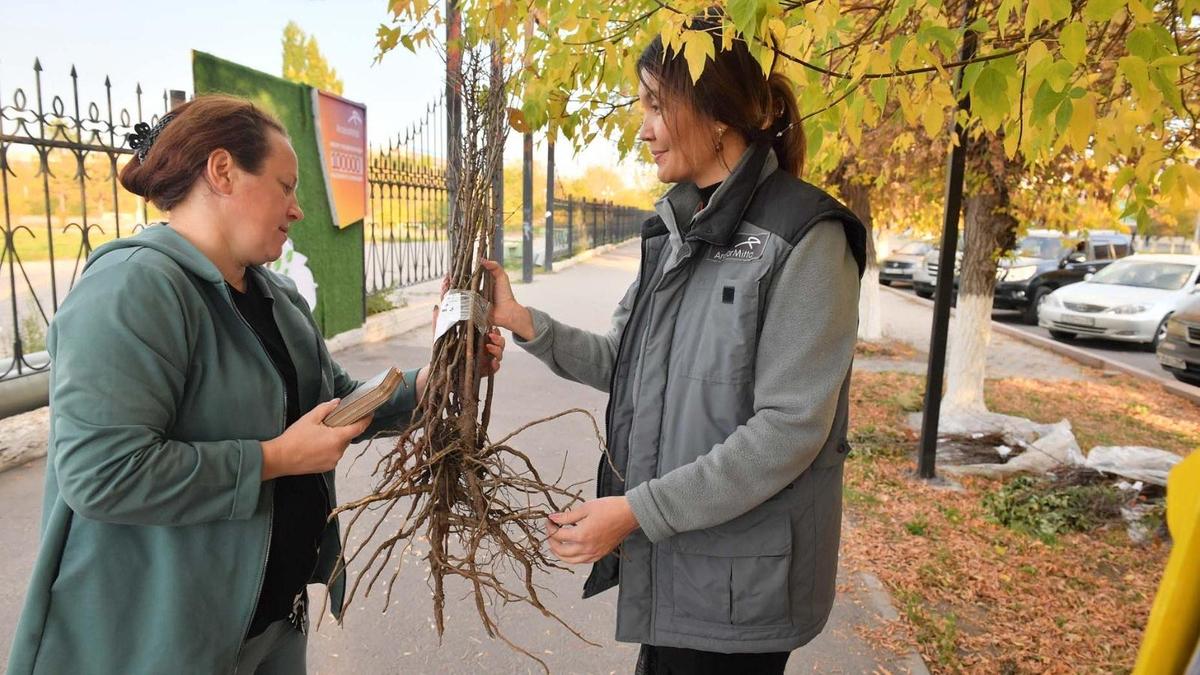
[127,112,177,162]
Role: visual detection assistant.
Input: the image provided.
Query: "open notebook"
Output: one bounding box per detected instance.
[323,367,404,427]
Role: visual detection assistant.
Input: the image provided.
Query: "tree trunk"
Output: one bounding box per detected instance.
[943,135,1019,415]
[834,168,882,341]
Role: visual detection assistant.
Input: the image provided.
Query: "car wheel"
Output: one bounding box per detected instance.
[1150,315,1172,350]
[1173,372,1200,387]
[1049,329,1076,342]
[881,279,893,286]
[916,288,933,299]
[1024,287,1050,325]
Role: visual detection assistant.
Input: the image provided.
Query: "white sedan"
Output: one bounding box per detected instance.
[1038,254,1200,348]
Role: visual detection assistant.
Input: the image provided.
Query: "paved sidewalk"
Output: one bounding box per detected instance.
[0,239,927,674]
[860,286,1097,382]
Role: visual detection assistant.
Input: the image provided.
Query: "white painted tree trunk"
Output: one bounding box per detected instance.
[942,292,994,415]
[858,264,883,341]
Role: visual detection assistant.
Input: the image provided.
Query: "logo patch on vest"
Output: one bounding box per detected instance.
[710,232,769,262]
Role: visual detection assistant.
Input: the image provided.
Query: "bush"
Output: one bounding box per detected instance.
[365,289,397,316]
[982,475,1127,544]
[20,313,46,353]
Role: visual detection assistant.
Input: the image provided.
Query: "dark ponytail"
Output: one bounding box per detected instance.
[767,73,805,177]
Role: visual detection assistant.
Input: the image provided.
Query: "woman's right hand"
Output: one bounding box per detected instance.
[259,399,373,481]
[481,259,536,341]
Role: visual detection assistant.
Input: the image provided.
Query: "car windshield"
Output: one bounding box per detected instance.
[897,242,930,255]
[1089,261,1195,290]
[1016,236,1063,260]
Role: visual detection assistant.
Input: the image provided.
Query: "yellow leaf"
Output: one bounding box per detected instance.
[931,80,958,108]
[1179,164,1200,196]
[806,4,830,36]
[922,101,946,137]
[868,47,892,75]
[847,118,862,146]
[1025,40,1051,72]
[862,96,880,126]
[1067,92,1096,150]
[1161,163,1180,196]
[821,0,841,34]
[681,30,715,83]
[1127,0,1155,22]
[1024,0,1050,37]
[1004,128,1020,156]
[1135,153,1159,184]
[1059,22,1086,65]
[900,37,920,69]
[851,54,872,80]
[897,88,918,125]
[768,17,787,41]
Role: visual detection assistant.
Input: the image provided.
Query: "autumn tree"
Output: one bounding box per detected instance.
[282,21,345,95]
[376,0,1200,416]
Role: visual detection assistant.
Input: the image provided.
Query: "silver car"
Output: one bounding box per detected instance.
[880,241,933,286]
[1038,254,1200,348]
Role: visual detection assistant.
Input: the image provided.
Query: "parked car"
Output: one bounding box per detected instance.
[880,241,934,286]
[1156,293,1200,385]
[912,244,962,299]
[1038,254,1200,348]
[995,231,1133,324]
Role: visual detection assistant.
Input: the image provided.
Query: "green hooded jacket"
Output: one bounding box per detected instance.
[6,224,420,674]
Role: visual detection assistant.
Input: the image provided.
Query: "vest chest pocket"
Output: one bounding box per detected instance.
[686,278,761,384]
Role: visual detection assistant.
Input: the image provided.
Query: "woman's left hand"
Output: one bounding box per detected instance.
[480,328,505,376]
[545,497,640,564]
[430,276,506,376]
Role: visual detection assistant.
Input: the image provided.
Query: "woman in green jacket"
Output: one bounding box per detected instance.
[5,94,504,674]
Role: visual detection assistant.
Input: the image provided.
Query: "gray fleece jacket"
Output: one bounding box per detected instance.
[517,143,866,652]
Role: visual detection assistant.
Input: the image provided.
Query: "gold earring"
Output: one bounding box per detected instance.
[715,127,726,153]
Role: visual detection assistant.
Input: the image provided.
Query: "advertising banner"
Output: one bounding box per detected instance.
[313,90,367,229]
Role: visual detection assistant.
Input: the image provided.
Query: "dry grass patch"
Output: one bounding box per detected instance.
[856,339,922,361]
[985,373,1200,455]
[843,371,1178,673]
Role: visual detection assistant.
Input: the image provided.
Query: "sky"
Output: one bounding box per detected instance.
[0,0,642,181]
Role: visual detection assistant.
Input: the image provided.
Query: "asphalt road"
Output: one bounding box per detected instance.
[886,282,1189,389]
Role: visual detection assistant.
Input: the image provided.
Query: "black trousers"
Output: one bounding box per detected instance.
[635,644,791,675]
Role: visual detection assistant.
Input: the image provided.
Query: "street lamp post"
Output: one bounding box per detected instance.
[918,0,977,479]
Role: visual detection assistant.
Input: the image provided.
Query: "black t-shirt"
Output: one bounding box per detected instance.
[698,181,722,210]
[228,278,330,638]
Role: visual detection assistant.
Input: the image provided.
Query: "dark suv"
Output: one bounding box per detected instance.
[994,231,1132,324]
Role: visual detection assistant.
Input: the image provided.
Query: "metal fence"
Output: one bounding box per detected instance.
[0,58,175,378]
[548,197,651,262]
[1140,235,1200,255]
[365,103,654,289]
[0,58,654,384]
[364,96,452,294]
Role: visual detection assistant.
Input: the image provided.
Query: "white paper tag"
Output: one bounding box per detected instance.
[433,290,491,342]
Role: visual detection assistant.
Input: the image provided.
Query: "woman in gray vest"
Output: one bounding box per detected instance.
[483,12,868,674]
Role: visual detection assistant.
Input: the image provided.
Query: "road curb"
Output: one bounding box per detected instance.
[858,571,933,675]
[879,284,1200,405]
